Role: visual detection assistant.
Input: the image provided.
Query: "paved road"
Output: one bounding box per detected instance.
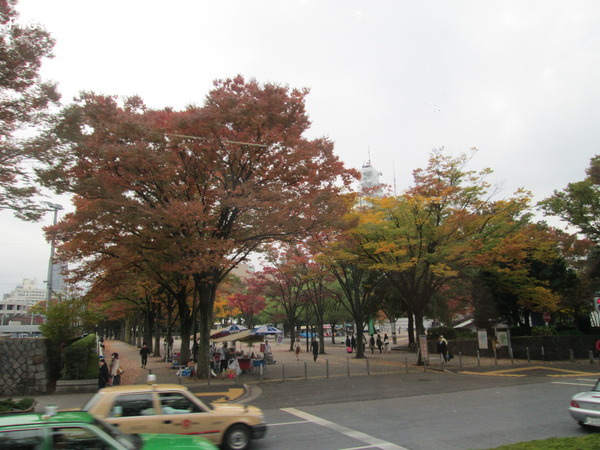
[24,337,600,449]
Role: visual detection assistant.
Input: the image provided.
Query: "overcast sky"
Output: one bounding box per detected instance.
[1,0,599,297]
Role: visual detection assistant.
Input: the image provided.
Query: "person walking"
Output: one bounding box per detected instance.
[437,335,448,363]
[98,357,109,389]
[219,343,229,373]
[351,334,357,351]
[294,337,301,360]
[310,337,319,362]
[140,343,150,369]
[383,334,390,353]
[369,335,375,354]
[376,334,383,353]
[109,352,121,386]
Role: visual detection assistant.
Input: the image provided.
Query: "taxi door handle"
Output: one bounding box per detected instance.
[164,420,172,424]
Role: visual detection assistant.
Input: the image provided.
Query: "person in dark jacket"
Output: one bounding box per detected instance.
[437,335,448,363]
[140,343,150,369]
[310,337,319,362]
[376,334,383,353]
[98,357,110,389]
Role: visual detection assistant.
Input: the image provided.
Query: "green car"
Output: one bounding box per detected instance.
[0,410,217,449]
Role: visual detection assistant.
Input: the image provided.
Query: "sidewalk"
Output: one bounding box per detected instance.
[31,336,600,412]
[104,337,600,384]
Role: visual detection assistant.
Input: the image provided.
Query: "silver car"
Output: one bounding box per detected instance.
[569,378,600,427]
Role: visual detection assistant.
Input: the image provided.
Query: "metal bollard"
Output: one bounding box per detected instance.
[570,349,575,362]
[477,350,480,367]
[541,346,545,361]
[526,347,530,363]
[459,352,463,371]
[282,363,285,381]
[509,347,514,364]
[326,359,330,378]
[304,361,307,380]
[366,358,370,376]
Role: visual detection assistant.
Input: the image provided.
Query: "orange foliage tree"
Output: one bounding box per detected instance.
[36,76,357,375]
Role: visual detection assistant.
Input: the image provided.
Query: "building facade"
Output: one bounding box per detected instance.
[0,278,46,315]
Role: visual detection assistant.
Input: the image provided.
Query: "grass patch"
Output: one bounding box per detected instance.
[480,433,599,449]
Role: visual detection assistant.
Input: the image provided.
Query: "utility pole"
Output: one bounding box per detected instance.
[42,202,63,303]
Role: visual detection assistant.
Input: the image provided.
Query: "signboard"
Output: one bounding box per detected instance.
[419,334,429,363]
[496,330,508,347]
[543,312,551,323]
[477,330,488,349]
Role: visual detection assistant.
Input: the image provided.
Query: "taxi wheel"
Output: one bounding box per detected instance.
[223,424,251,450]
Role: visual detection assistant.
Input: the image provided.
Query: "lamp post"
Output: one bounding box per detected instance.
[42,202,63,303]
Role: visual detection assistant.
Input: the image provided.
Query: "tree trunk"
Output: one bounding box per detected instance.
[153,303,162,357]
[195,279,217,379]
[176,289,192,365]
[407,314,415,345]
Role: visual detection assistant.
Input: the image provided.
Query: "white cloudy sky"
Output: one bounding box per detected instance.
[1,0,599,297]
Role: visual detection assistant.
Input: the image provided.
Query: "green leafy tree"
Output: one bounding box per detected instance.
[539,155,600,241]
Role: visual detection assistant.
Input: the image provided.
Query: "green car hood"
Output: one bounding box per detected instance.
[140,433,217,449]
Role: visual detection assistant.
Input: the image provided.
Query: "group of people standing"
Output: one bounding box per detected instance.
[368,333,390,354]
[98,352,122,389]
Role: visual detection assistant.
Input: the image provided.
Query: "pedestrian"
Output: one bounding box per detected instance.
[376,334,383,353]
[311,337,319,362]
[109,352,121,386]
[351,334,356,351]
[219,343,229,373]
[140,343,150,369]
[369,335,375,354]
[294,337,301,360]
[192,339,198,361]
[437,335,448,363]
[384,333,390,353]
[98,357,109,389]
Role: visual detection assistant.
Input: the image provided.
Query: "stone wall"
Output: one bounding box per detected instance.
[0,337,49,396]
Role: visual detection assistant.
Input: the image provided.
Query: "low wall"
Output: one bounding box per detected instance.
[0,337,49,396]
[429,335,600,361]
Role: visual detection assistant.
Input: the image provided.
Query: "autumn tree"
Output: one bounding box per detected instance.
[355,149,550,342]
[253,249,310,351]
[470,223,567,331]
[0,0,60,219]
[318,224,386,358]
[229,278,266,329]
[36,77,357,376]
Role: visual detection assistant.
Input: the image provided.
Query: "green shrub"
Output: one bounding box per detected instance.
[427,326,457,340]
[0,398,35,412]
[62,333,98,379]
[531,326,557,336]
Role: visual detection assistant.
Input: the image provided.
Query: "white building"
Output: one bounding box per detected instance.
[360,159,383,192]
[0,278,46,315]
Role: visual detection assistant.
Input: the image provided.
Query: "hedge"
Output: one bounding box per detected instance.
[62,334,98,380]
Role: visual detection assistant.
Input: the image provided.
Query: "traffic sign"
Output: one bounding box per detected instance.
[543,312,551,323]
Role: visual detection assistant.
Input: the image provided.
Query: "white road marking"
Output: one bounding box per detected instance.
[281,407,409,450]
[269,420,310,426]
[552,381,595,387]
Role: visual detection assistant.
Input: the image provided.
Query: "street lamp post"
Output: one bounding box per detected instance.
[42,202,63,303]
